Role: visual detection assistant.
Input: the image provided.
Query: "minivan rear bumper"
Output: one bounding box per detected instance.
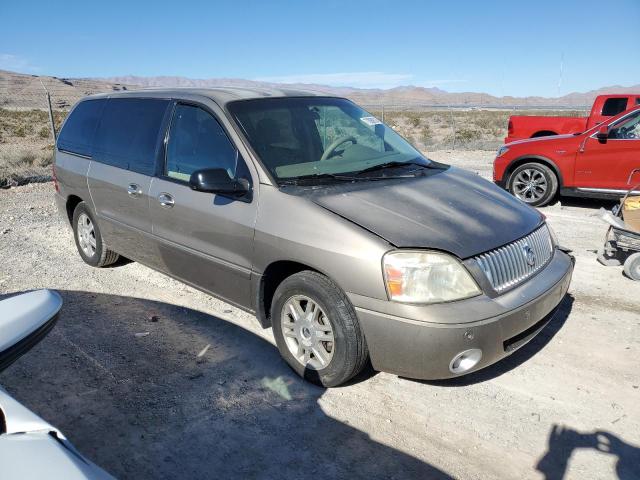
[351,249,573,380]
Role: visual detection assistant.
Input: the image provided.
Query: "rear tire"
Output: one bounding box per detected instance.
[72,202,119,267]
[271,270,368,387]
[508,162,558,207]
[623,253,640,281]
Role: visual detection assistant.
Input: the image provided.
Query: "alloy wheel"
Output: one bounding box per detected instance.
[77,213,97,257]
[280,295,335,370]
[513,168,548,203]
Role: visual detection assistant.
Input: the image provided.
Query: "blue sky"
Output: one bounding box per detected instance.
[1,0,639,97]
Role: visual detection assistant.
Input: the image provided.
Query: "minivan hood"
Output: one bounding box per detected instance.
[303,167,543,258]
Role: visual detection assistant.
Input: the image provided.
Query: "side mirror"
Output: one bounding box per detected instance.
[0,290,62,372]
[189,168,249,196]
[596,125,609,141]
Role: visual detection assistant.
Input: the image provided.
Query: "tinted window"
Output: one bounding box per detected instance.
[165,104,238,181]
[93,98,170,174]
[57,99,106,157]
[608,110,640,139]
[602,97,628,116]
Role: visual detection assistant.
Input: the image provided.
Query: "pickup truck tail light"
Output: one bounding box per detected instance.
[508,120,513,135]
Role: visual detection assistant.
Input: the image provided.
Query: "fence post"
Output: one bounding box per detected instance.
[449,107,456,150]
[45,91,56,142]
[39,79,56,142]
[381,104,385,122]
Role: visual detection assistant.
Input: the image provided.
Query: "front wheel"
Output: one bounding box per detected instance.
[508,162,558,207]
[271,271,368,387]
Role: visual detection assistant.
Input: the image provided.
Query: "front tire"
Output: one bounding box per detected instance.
[271,271,368,387]
[508,162,558,207]
[72,202,119,267]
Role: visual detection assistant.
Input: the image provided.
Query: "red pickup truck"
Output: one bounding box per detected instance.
[505,94,640,143]
[494,106,640,206]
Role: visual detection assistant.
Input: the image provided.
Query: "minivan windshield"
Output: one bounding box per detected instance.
[229,97,434,183]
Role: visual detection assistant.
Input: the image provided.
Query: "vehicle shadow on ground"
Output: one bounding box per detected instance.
[0,290,453,480]
[416,294,574,387]
[554,197,617,210]
[536,425,640,480]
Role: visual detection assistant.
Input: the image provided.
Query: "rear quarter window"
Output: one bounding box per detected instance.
[92,98,170,175]
[57,99,106,157]
[601,97,629,116]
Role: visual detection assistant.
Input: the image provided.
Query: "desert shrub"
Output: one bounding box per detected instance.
[406,112,421,128]
[420,125,433,144]
[39,126,50,139]
[457,128,482,143]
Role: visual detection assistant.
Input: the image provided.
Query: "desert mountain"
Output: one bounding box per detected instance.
[1,69,638,110]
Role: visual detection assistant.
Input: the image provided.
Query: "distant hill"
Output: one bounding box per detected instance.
[1,69,639,110]
[0,69,133,109]
[96,74,640,107]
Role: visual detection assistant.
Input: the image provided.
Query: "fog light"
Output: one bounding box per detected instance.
[449,349,483,374]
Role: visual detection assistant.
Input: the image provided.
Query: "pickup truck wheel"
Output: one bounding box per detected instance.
[72,202,119,267]
[508,162,558,207]
[271,270,368,387]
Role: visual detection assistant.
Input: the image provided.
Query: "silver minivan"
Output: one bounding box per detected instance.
[54,88,573,386]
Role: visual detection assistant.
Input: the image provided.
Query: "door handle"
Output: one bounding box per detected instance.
[158,193,175,208]
[127,183,142,197]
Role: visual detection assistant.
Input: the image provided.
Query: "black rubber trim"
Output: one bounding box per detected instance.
[0,312,59,373]
[0,405,6,434]
[503,306,559,353]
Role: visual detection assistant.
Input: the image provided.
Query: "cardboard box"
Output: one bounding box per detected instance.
[622,195,640,232]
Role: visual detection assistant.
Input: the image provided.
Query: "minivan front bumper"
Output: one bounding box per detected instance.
[349,249,573,380]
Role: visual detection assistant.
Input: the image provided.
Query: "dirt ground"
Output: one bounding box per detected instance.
[0,150,638,480]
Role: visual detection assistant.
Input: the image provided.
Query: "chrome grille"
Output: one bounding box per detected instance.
[475,225,554,293]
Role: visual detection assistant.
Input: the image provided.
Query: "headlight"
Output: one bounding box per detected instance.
[496,146,510,157]
[383,251,481,304]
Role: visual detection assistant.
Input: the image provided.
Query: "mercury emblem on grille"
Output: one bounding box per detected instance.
[522,243,536,267]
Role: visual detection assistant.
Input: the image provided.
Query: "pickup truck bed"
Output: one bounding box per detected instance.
[505,94,640,144]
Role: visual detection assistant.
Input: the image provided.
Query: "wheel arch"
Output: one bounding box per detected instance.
[504,155,564,188]
[255,260,322,328]
[531,130,558,138]
[65,194,84,224]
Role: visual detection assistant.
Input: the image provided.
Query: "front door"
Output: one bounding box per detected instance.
[149,103,257,309]
[575,109,640,192]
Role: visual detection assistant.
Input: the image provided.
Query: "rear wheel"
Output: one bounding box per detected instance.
[72,202,119,267]
[623,253,640,281]
[271,270,368,387]
[508,162,558,207]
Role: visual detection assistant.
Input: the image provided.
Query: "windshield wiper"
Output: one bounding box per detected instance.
[355,160,430,176]
[278,161,434,186]
[279,170,412,186]
[278,173,362,186]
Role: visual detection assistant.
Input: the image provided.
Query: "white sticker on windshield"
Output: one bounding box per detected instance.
[360,116,382,126]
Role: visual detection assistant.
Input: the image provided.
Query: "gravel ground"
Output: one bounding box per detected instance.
[0,150,639,479]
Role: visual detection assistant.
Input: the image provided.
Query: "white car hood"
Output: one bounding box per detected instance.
[0,289,62,352]
[0,387,114,479]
